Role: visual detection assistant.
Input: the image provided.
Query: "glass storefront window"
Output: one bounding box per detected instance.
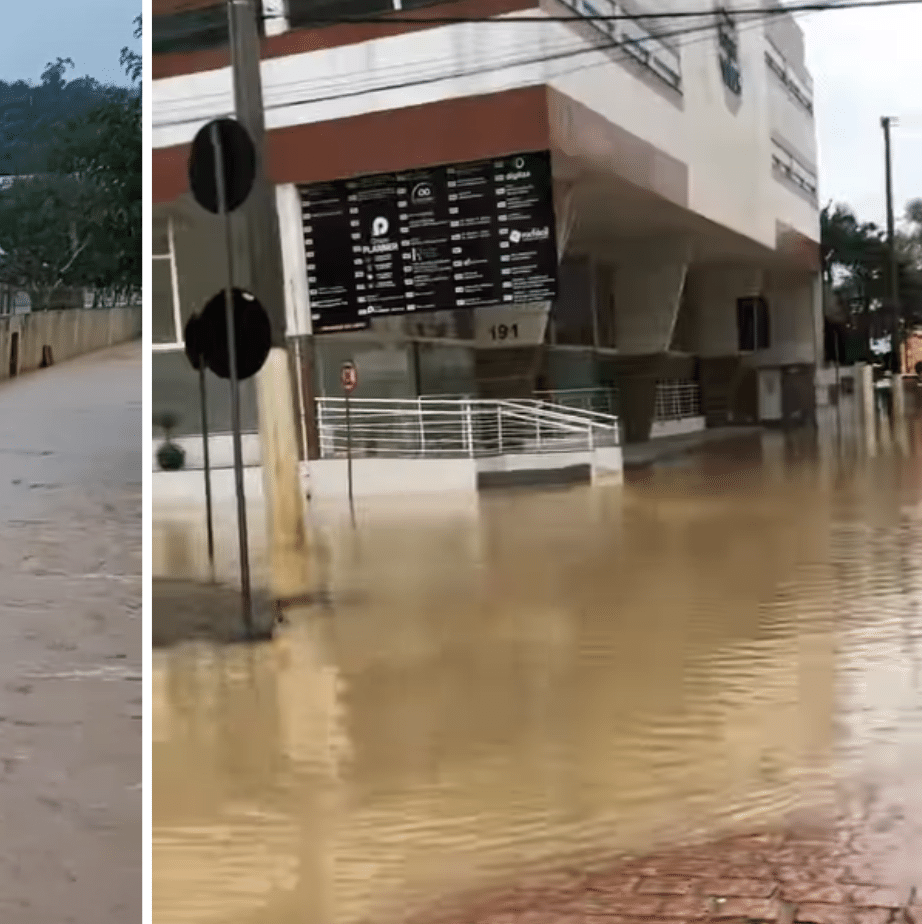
[551,259,596,347]
[416,343,475,397]
[314,336,415,399]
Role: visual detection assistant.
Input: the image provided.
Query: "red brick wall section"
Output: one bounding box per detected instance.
[153,86,551,203]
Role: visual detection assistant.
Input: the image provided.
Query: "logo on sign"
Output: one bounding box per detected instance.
[372,216,389,237]
[411,182,434,204]
[509,227,550,244]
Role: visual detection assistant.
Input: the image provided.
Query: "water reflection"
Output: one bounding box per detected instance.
[153,424,922,924]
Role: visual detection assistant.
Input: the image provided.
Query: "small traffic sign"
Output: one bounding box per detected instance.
[188,118,257,215]
[193,288,272,381]
[341,361,357,393]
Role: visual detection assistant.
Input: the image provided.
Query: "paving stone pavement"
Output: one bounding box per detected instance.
[407,824,919,924]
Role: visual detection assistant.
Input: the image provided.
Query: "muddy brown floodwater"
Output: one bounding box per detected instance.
[0,343,141,923]
[153,421,922,924]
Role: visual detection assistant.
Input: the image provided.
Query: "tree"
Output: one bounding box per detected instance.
[0,19,141,306]
[821,200,922,369]
[0,58,109,175]
[0,174,94,309]
[50,17,141,302]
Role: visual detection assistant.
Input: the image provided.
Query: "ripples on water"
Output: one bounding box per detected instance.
[153,424,922,924]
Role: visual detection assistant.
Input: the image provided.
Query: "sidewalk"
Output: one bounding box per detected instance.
[622,427,763,469]
[412,824,918,924]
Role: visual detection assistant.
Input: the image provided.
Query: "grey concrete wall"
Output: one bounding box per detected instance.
[0,307,142,380]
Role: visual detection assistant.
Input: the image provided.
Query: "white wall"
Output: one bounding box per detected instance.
[752,274,821,367]
[0,306,142,379]
[276,183,312,336]
[153,3,819,251]
[688,267,763,357]
[612,237,691,354]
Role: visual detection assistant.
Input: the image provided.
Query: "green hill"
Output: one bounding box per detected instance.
[0,58,133,176]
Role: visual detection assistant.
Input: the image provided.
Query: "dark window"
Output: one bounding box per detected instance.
[152,257,177,344]
[399,0,456,10]
[737,296,770,351]
[287,0,395,27]
[153,5,228,55]
[551,259,595,347]
[153,4,264,55]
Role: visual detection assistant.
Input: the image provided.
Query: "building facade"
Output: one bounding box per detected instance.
[152,0,822,446]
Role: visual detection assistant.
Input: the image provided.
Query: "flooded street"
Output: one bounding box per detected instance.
[0,344,141,922]
[153,423,922,924]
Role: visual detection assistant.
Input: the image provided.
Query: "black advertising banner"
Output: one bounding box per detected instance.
[299,150,558,334]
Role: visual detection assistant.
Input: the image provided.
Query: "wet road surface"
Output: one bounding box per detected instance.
[0,343,141,922]
[153,422,922,924]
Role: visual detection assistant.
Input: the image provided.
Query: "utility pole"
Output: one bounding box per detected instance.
[228,0,311,602]
[881,116,906,425]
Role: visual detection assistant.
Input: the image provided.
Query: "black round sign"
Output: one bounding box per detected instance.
[191,288,272,381]
[188,118,257,214]
[183,313,205,371]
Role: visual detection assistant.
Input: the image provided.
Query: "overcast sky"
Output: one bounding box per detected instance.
[0,0,138,87]
[802,0,922,230]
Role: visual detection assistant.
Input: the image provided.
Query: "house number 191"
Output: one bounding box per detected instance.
[490,323,519,341]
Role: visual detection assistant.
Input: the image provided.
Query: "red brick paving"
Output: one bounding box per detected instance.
[408,826,919,924]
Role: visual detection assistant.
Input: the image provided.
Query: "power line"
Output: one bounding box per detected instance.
[158,0,922,25]
[276,0,922,25]
[154,1,811,132]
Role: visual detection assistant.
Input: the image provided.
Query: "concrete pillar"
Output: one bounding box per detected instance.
[613,237,692,354]
[891,372,906,424]
[857,362,877,455]
[256,348,311,601]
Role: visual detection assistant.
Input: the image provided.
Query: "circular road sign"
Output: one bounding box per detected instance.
[195,288,272,381]
[188,118,257,215]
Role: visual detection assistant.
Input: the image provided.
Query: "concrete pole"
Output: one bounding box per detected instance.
[858,362,877,456]
[882,116,907,431]
[228,0,310,600]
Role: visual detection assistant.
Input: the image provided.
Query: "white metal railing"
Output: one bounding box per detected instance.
[533,387,619,417]
[765,43,814,115]
[315,397,619,460]
[771,138,818,199]
[654,380,701,422]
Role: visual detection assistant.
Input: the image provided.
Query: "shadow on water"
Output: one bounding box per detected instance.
[153,420,922,924]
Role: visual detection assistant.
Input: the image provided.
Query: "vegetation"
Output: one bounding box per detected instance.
[0,17,141,309]
[821,198,922,370]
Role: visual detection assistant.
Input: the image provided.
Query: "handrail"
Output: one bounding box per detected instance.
[315,396,619,460]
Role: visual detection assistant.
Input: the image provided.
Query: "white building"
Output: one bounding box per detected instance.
[152,0,822,445]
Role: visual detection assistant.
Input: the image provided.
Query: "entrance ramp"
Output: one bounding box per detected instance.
[311,397,621,498]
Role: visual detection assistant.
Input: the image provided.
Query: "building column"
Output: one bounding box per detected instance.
[687,266,763,427]
[613,237,692,355]
[606,238,691,443]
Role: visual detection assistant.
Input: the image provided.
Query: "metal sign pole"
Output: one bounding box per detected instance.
[342,361,356,527]
[345,390,355,527]
[198,357,216,582]
[211,121,255,635]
